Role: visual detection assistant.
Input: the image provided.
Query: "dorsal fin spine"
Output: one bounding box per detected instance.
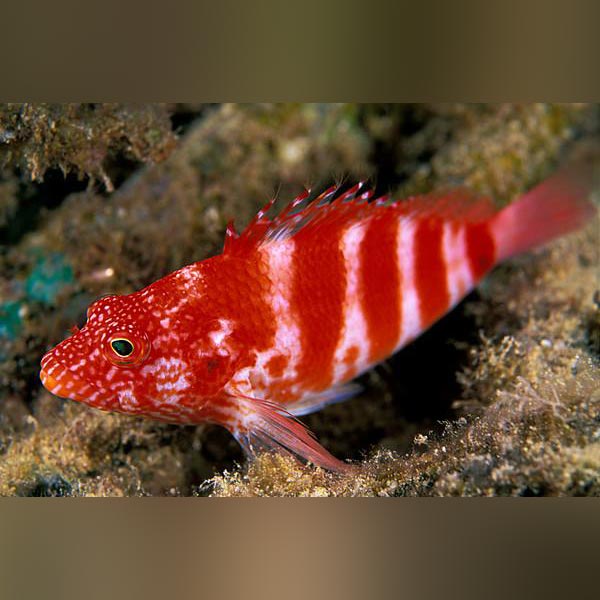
[222,184,499,258]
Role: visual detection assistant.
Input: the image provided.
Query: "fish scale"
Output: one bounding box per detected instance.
[40,166,595,472]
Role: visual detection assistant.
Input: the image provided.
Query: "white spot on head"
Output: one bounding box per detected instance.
[141,357,191,400]
[141,357,183,376]
[208,319,233,346]
[118,389,139,409]
[174,266,203,291]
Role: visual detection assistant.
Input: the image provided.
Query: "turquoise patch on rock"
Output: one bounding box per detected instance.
[0,300,23,340]
[25,253,74,305]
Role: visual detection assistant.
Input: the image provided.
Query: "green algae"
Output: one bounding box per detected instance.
[0,102,598,497]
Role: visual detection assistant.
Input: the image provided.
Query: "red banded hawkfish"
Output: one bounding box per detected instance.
[40,165,595,472]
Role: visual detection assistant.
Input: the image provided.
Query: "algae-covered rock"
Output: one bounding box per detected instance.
[0,102,598,497]
[0,103,177,190]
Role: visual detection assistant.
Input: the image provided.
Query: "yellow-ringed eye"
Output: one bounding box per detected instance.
[104,329,150,367]
[110,338,134,358]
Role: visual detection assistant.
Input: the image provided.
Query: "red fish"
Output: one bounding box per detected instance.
[40,167,595,472]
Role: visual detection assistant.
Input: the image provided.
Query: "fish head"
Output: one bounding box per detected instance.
[39,292,198,420]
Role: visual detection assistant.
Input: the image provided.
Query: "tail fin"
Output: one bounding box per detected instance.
[491,164,596,262]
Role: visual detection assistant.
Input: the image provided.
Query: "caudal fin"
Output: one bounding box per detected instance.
[491,164,596,262]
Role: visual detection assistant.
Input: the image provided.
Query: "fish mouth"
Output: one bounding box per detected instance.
[40,352,110,408]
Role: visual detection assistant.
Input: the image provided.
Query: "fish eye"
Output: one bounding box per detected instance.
[104,330,150,367]
[110,338,134,358]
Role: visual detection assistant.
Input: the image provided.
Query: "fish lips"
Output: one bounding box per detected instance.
[40,352,113,410]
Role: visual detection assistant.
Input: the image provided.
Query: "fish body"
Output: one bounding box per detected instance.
[40,169,595,471]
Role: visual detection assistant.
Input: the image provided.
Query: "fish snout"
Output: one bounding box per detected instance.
[40,351,106,407]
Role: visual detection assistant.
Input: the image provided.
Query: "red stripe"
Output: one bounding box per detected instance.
[466,223,496,280]
[292,223,346,391]
[360,213,401,362]
[198,255,276,394]
[415,218,450,326]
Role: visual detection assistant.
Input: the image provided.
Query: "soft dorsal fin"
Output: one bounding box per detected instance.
[223,183,498,257]
[403,187,498,222]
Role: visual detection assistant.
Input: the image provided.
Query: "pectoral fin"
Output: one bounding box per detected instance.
[231,395,354,473]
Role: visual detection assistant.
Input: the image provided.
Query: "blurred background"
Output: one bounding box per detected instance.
[0,103,598,496]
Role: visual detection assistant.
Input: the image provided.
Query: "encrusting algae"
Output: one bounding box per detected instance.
[0,103,598,496]
[0,103,177,190]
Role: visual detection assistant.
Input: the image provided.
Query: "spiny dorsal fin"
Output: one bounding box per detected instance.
[223,183,498,257]
[223,183,374,256]
[222,220,239,254]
